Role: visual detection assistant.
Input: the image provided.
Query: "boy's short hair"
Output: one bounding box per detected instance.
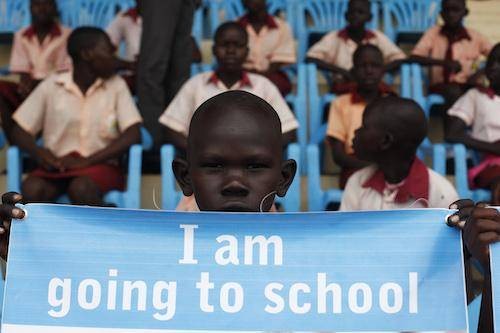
[353,44,383,64]
[214,21,248,44]
[67,27,109,62]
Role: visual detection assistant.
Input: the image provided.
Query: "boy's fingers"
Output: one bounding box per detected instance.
[447,206,475,227]
[472,207,500,221]
[0,205,25,220]
[2,192,23,205]
[449,199,475,210]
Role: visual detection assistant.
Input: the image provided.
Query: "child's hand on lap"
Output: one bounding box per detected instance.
[59,154,90,172]
[35,147,62,172]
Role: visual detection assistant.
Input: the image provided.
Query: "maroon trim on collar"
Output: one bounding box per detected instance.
[123,7,140,23]
[22,23,62,40]
[335,82,394,104]
[477,86,497,99]
[237,14,279,29]
[337,28,376,42]
[362,158,430,204]
[439,25,471,42]
[207,71,253,88]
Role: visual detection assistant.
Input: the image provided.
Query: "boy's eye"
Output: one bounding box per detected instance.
[247,163,268,170]
[202,163,224,169]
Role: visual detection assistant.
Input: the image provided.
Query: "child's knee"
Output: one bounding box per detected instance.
[22,177,56,203]
[67,177,102,205]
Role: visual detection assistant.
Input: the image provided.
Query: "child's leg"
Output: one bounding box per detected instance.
[67,176,104,206]
[21,176,65,203]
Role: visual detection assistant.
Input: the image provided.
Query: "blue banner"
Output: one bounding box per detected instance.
[1,204,467,332]
[491,243,500,332]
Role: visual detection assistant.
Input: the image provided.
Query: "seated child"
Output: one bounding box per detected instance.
[341,96,459,211]
[327,44,394,189]
[446,43,500,205]
[306,0,405,92]
[159,21,299,152]
[410,0,492,108]
[237,0,296,96]
[106,0,202,93]
[0,0,71,142]
[10,27,142,206]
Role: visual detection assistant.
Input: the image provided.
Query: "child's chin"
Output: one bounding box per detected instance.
[219,203,256,212]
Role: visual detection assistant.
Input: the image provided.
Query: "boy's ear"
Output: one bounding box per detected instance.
[276,159,297,197]
[172,157,194,197]
[80,48,93,62]
[380,132,395,151]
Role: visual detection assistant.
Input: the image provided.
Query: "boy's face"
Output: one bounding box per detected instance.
[345,0,372,29]
[173,107,296,212]
[486,47,500,88]
[352,49,384,89]
[31,0,57,26]
[85,36,117,79]
[352,105,386,162]
[213,28,249,72]
[441,0,467,29]
[243,0,267,14]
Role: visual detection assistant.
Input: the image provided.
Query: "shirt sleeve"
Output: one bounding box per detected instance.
[428,170,460,208]
[54,32,72,72]
[12,79,49,136]
[269,21,296,65]
[375,31,406,62]
[115,78,143,132]
[411,29,434,57]
[339,170,362,211]
[263,80,299,133]
[326,98,347,142]
[447,89,477,126]
[106,16,123,48]
[306,32,337,63]
[477,32,493,57]
[158,78,197,136]
[9,32,31,74]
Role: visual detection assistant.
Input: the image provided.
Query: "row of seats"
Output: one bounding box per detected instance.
[0,0,440,57]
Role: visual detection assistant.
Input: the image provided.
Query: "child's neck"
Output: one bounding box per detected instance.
[378,156,414,184]
[217,68,243,88]
[442,23,464,34]
[73,63,98,96]
[358,85,381,104]
[33,21,54,44]
[247,11,268,33]
[346,25,366,43]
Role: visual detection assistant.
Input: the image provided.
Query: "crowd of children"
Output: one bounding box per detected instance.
[0,0,499,330]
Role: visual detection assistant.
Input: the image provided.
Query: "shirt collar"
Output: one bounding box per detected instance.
[336,82,394,104]
[207,71,253,89]
[55,72,106,97]
[439,25,471,42]
[477,86,497,99]
[22,22,62,40]
[123,7,140,23]
[337,28,376,42]
[362,157,430,205]
[237,14,278,30]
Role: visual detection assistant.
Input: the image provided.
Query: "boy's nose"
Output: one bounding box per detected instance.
[221,180,249,197]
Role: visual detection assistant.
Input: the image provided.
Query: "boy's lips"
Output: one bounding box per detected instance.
[220,200,254,212]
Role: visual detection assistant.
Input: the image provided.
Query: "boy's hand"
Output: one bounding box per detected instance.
[35,148,62,172]
[448,200,500,268]
[0,192,25,261]
[59,154,90,171]
[445,60,462,74]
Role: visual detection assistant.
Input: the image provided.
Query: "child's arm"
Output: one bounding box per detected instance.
[161,124,187,151]
[446,116,500,156]
[305,57,353,81]
[327,136,369,169]
[408,55,462,73]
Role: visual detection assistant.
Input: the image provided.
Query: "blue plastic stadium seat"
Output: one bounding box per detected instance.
[297,0,379,62]
[0,0,29,34]
[209,0,295,36]
[60,0,134,29]
[383,0,440,43]
[161,143,302,211]
[409,63,444,117]
[7,127,150,208]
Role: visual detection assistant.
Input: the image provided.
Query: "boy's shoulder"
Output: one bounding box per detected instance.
[346,165,379,189]
[15,23,71,40]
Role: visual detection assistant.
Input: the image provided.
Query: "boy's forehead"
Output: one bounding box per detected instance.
[442,0,465,8]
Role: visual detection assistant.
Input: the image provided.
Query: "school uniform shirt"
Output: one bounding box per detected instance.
[306,29,405,69]
[340,158,459,211]
[10,23,72,80]
[13,71,143,158]
[412,25,492,85]
[158,71,299,135]
[237,14,296,72]
[326,83,393,154]
[106,7,142,61]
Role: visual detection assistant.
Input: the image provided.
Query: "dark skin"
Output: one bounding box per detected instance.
[408,0,468,80]
[173,95,296,212]
[447,200,500,333]
[10,34,141,204]
[306,0,402,80]
[446,45,500,203]
[327,47,384,170]
[352,97,427,184]
[242,0,287,75]
[162,27,297,151]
